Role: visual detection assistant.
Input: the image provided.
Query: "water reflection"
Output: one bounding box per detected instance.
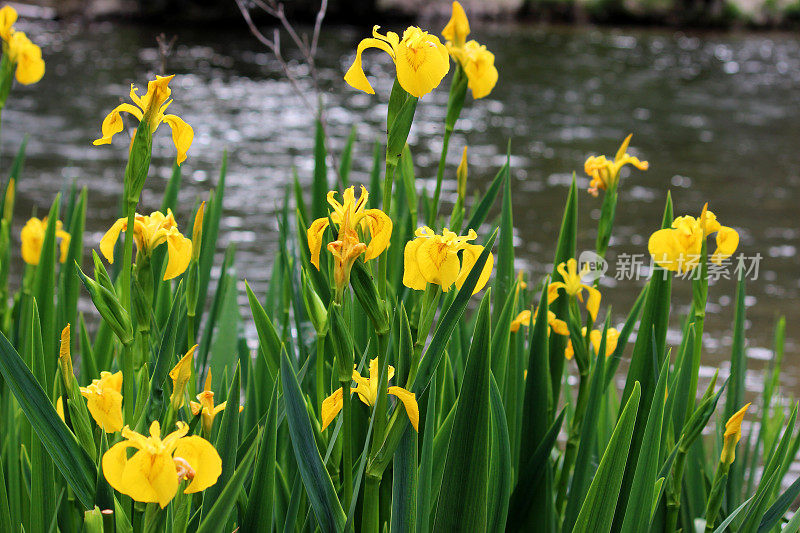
[3,20,798,392]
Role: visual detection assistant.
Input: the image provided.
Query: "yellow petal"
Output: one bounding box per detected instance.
[321,387,344,431]
[84,387,123,434]
[164,231,192,280]
[583,285,601,322]
[711,226,739,264]
[173,436,222,494]
[564,340,574,360]
[394,28,450,98]
[389,386,419,431]
[442,1,470,46]
[99,218,128,264]
[648,228,694,273]
[402,238,428,290]
[93,103,143,146]
[12,37,44,85]
[362,209,393,261]
[461,41,498,99]
[547,282,566,304]
[20,217,44,265]
[417,238,460,291]
[102,441,138,496]
[169,345,196,409]
[510,310,531,333]
[344,35,396,95]
[307,217,330,269]
[549,316,569,337]
[122,449,179,508]
[0,5,18,42]
[162,114,194,166]
[455,243,493,294]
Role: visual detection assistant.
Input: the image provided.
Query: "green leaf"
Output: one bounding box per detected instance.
[280,349,345,532]
[242,380,278,532]
[203,364,241,519]
[197,152,227,330]
[416,376,437,531]
[32,195,61,382]
[195,428,259,533]
[487,375,512,533]
[390,424,418,532]
[387,95,418,165]
[245,281,281,384]
[312,117,328,220]
[492,148,514,326]
[573,382,641,533]
[208,259,240,391]
[548,176,577,403]
[619,346,670,533]
[725,273,748,507]
[58,187,86,331]
[0,330,96,509]
[433,291,492,531]
[490,282,518,395]
[757,474,800,532]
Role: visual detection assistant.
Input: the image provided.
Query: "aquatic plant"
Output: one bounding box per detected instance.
[0,2,796,532]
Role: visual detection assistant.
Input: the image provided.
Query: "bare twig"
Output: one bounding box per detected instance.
[156,33,178,76]
[235,0,337,169]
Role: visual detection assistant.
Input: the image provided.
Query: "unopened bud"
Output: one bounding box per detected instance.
[58,324,74,392]
[721,403,750,465]
[77,264,134,346]
[302,270,328,335]
[191,201,205,262]
[3,178,14,224]
[457,146,468,199]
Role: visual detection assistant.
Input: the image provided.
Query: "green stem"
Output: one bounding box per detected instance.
[120,202,136,421]
[665,444,689,533]
[122,341,135,422]
[430,127,453,225]
[186,313,195,352]
[704,462,730,532]
[342,379,352,511]
[316,333,325,414]
[362,474,381,533]
[555,370,590,516]
[377,160,398,299]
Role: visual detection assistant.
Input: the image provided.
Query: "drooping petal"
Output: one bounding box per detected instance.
[20,217,44,265]
[402,238,428,290]
[122,449,180,508]
[162,114,194,166]
[547,282,565,304]
[9,33,44,85]
[56,229,71,263]
[344,36,396,95]
[93,103,143,146]
[321,388,344,431]
[393,28,450,98]
[711,226,739,264]
[102,441,138,495]
[548,314,569,336]
[564,340,574,360]
[510,310,531,333]
[173,435,223,494]
[0,5,17,42]
[388,386,419,431]
[99,218,128,264]
[648,228,689,272]
[461,41,498,99]
[307,217,330,269]
[164,231,192,280]
[362,209,393,260]
[455,243,493,294]
[583,285,601,322]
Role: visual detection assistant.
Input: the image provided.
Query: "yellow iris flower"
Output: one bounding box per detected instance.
[0,6,45,85]
[403,226,493,294]
[720,403,750,465]
[509,308,569,336]
[21,217,70,265]
[565,327,620,360]
[321,358,419,432]
[307,186,392,293]
[648,205,739,274]
[190,372,242,435]
[169,344,196,410]
[547,258,602,321]
[80,371,123,434]
[584,134,648,196]
[345,25,449,98]
[93,75,193,165]
[102,421,222,508]
[100,209,193,280]
[442,2,498,99]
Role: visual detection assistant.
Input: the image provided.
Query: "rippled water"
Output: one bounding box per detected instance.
[4,19,799,393]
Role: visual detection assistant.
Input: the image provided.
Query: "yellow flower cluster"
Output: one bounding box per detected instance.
[100,209,193,280]
[648,205,739,274]
[565,327,620,360]
[0,5,44,85]
[93,75,194,165]
[442,1,499,99]
[510,308,568,336]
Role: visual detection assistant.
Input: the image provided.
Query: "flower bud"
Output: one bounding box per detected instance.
[457,146,468,200]
[58,324,74,393]
[77,264,134,346]
[302,269,328,336]
[191,201,205,262]
[721,403,751,465]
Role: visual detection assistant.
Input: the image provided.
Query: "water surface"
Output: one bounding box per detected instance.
[4,19,799,393]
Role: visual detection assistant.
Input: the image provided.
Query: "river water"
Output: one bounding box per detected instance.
[3,19,799,394]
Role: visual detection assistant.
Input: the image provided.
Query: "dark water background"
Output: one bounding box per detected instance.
[3,19,799,396]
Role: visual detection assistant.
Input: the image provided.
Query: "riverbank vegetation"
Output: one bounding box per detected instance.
[0,2,798,532]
